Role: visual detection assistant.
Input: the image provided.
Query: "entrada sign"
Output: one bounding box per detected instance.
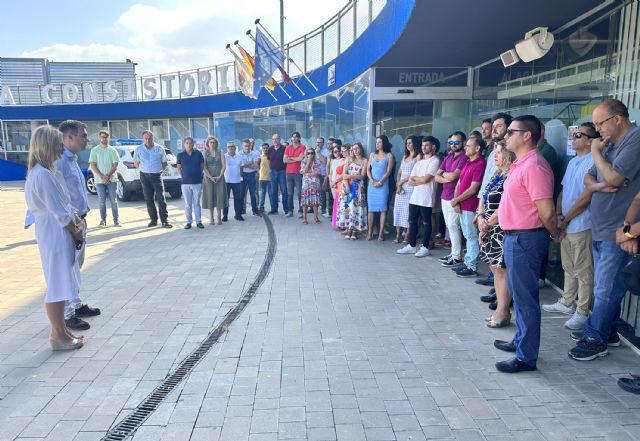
[0,67,231,106]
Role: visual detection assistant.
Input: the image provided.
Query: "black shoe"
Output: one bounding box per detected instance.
[449,262,466,272]
[75,304,101,317]
[253,212,262,217]
[222,216,228,222]
[438,254,452,262]
[268,211,277,215]
[489,300,498,310]
[196,223,205,229]
[488,288,496,295]
[148,221,158,227]
[568,337,608,361]
[475,276,494,286]
[570,331,620,347]
[496,357,536,373]
[235,216,245,221]
[480,293,497,303]
[618,377,640,394]
[494,339,516,352]
[441,257,462,267]
[184,223,192,229]
[456,267,478,278]
[65,316,90,330]
[161,222,173,228]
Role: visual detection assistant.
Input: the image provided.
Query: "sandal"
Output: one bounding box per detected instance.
[378,236,384,241]
[302,219,308,224]
[486,314,511,328]
[350,233,358,240]
[315,218,321,224]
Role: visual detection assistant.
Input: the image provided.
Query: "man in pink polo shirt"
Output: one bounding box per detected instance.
[450,137,487,277]
[493,115,559,374]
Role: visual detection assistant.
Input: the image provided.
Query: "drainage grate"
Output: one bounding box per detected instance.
[101,215,277,441]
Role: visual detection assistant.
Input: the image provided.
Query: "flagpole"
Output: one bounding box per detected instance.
[235,40,292,99]
[243,35,295,98]
[253,21,318,92]
[226,44,277,101]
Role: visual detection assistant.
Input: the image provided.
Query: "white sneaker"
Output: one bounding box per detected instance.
[322,212,330,218]
[542,301,575,315]
[564,310,588,330]
[414,246,431,257]
[397,245,416,254]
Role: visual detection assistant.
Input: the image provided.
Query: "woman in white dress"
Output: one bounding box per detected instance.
[25,125,85,351]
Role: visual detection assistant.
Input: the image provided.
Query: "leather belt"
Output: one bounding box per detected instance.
[503,227,545,235]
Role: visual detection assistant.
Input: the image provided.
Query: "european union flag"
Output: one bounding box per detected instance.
[253,28,285,96]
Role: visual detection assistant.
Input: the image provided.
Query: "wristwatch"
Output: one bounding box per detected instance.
[623,223,637,239]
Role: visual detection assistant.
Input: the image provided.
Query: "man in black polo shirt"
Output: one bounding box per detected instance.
[267,133,288,214]
[176,137,205,229]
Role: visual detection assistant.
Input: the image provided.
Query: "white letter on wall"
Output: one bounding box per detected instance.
[82,82,98,102]
[143,78,158,100]
[198,70,213,95]
[104,81,119,102]
[180,73,196,97]
[0,86,16,105]
[62,84,79,102]
[161,74,176,98]
[124,79,137,100]
[42,84,57,103]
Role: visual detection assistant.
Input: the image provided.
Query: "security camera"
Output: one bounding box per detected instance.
[515,27,554,62]
[500,49,520,67]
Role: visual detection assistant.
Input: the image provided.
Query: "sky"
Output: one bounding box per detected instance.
[1,0,347,76]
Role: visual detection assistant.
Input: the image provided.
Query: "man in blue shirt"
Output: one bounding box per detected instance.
[56,120,101,331]
[133,130,172,228]
[176,137,204,229]
[543,122,596,330]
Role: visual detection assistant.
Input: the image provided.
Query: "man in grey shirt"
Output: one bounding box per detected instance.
[568,99,640,361]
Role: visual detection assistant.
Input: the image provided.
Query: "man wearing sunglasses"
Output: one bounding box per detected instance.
[435,131,468,268]
[543,123,597,330]
[568,99,640,361]
[494,115,558,373]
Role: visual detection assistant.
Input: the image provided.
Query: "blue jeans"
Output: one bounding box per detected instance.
[286,173,303,214]
[460,210,479,271]
[583,240,630,343]
[259,180,271,211]
[242,172,258,214]
[503,229,549,365]
[269,170,288,213]
[95,182,118,222]
[182,183,202,224]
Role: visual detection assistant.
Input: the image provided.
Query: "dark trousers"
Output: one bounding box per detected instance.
[242,172,258,214]
[320,176,328,212]
[503,229,549,365]
[286,173,303,213]
[223,182,242,218]
[140,172,168,223]
[408,204,432,248]
[327,187,334,216]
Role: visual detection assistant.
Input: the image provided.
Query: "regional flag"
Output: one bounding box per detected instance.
[231,50,256,99]
[253,28,286,96]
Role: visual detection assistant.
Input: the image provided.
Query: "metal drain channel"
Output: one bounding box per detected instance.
[101,215,277,441]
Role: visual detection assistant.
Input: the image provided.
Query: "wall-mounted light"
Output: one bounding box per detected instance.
[500,27,554,67]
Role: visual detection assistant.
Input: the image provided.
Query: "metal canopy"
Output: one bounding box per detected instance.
[375,0,611,67]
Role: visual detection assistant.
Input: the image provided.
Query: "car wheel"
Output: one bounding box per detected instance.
[169,189,182,199]
[116,175,132,202]
[86,173,97,195]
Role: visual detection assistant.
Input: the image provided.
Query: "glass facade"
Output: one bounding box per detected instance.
[212,71,371,152]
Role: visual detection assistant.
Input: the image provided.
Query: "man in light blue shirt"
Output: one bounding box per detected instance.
[133,130,172,228]
[56,120,101,330]
[543,122,597,330]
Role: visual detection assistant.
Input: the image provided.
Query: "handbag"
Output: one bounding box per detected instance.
[621,254,640,296]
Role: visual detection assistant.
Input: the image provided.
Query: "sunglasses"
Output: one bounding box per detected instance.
[307,152,315,155]
[572,132,594,139]
[506,128,527,137]
[448,141,461,146]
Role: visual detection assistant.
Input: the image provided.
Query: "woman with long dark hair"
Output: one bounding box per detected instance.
[393,135,421,243]
[367,135,395,241]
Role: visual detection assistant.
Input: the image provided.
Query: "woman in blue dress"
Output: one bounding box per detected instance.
[366,135,395,241]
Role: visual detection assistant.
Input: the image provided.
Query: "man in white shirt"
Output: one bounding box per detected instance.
[223,142,244,221]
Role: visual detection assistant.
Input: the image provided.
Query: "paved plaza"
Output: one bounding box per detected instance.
[1,182,640,441]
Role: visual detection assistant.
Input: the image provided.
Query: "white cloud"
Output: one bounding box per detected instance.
[20,0,348,76]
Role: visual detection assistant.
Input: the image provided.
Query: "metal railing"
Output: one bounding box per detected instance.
[2,0,386,106]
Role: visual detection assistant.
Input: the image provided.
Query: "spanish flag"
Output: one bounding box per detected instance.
[237,44,277,91]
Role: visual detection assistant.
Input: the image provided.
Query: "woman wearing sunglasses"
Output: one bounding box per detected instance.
[300,149,322,224]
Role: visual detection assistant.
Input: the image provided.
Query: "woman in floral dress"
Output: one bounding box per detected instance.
[300,148,322,224]
[339,142,368,240]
